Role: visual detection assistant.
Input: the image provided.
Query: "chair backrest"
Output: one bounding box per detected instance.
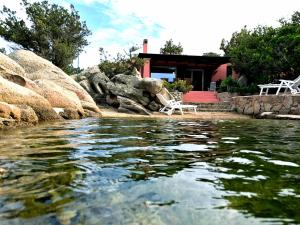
[292,75,300,88]
[156,93,172,106]
[162,88,175,101]
[209,82,216,91]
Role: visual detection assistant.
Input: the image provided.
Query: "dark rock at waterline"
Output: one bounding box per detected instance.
[117,96,151,115]
[59,108,82,120]
[17,105,39,124]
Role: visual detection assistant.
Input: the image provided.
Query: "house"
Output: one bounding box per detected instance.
[138,39,238,103]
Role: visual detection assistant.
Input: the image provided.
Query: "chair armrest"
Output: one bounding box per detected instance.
[279,79,295,84]
[169,99,182,104]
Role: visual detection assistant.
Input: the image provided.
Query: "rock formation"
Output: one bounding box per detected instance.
[0,50,101,129]
[74,66,165,115]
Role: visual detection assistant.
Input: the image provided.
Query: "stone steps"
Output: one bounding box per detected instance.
[193,102,233,112]
[183,91,220,103]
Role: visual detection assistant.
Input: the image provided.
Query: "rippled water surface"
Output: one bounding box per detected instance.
[0,118,300,225]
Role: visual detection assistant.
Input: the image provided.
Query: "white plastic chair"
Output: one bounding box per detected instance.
[258,75,300,95]
[156,93,197,115]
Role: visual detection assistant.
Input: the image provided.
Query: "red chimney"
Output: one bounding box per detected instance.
[143,39,148,53]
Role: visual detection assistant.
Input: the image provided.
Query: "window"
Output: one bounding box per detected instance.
[151,73,175,82]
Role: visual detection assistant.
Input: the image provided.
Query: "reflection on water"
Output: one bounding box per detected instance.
[0,118,300,225]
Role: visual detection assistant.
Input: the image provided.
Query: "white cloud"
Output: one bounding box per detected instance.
[101,0,300,56]
[1,0,300,68]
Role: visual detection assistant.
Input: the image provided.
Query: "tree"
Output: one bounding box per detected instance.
[0,0,91,72]
[202,52,221,57]
[0,48,6,54]
[160,39,183,55]
[220,11,300,84]
[64,65,83,75]
[98,45,145,77]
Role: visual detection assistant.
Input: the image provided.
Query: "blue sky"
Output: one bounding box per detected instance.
[1,0,300,68]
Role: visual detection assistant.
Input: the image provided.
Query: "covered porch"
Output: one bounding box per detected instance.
[138,53,230,92]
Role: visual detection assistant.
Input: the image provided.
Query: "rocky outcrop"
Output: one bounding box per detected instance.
[75,66,165,114]
[9,50,100,114]
[117,96,151,115]
[0,52,26,77]
[33,80,84,115]
[0,76,59,121]
[0,51,101,129]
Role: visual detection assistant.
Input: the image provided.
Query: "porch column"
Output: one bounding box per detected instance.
[143,58,151,78]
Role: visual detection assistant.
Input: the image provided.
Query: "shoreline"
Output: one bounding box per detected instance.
[99,107,251,120]
[0,107,251,130]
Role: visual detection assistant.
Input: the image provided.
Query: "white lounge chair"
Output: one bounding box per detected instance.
[156,93,197,115]
[258,75,300,95]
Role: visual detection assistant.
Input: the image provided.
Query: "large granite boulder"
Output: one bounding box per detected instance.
[0,50,102,129]
[0,52,28,87]
[138,78,163,95]
[0,52,26,77]
[0,76,59,121]
[0,101,20,121]
[33,80,85,117]
[76,66,165,115]
[105,94,151,115]
[109,74,150,106]
[79,66,111,95]
[117,96,151,115]
[9,50,100,114]
[17,105,39,125]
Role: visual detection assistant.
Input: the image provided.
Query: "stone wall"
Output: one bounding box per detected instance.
[232,95,300,115]
[217,92,238,103]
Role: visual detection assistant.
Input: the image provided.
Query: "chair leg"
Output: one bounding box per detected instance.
[276,82,283,95]
[179,107,183,115]
[167,108,174,116]
[159,106,166,112]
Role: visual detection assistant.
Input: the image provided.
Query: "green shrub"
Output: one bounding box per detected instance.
[219,76,240,92]
[163,80,193,94]
[219,76,258,94]
[98,46,144,78]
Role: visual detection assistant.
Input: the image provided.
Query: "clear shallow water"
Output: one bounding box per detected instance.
[0,118,299,225]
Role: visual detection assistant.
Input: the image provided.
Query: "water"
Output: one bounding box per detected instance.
[0,118,299,225]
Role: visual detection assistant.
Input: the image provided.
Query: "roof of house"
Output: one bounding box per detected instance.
[138,53,230,66]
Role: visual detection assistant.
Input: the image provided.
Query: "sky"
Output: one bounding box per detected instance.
[0,0,300,68]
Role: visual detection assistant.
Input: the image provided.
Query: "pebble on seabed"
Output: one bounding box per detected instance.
[0,168,8,178]
[0,168,7,173]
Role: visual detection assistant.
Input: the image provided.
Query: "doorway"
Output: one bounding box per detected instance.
[189,70,204,91]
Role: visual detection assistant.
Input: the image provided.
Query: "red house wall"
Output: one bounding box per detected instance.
[211,63,239,82]
[211,64,227,82]
[143,59,151,78]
